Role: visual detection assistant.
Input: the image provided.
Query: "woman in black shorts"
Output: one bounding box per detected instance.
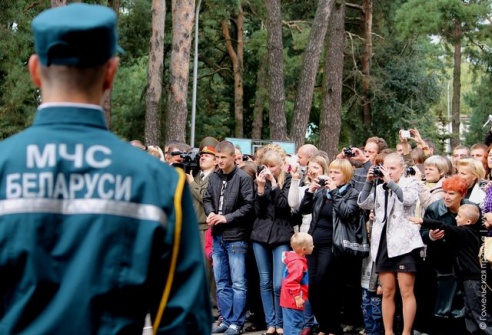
[358,153,424,335]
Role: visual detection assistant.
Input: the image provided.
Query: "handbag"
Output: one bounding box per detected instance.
[333,210,370,258]
[479,236,492,265]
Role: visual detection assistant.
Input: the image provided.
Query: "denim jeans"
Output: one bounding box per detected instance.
[212,235,249,328]
[282,307,304,335]
[252,242,290,329]
[361,288,383,335]
[303,298,316,328]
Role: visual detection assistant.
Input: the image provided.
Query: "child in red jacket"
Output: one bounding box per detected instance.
[280,232,314,335]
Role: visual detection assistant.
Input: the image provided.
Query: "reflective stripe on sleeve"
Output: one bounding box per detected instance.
[0,198,166,225]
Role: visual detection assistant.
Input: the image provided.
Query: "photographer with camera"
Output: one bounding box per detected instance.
[339,137,388,192]
[299,159,361,335]
[165,141,191,166]
[358,153,424,335]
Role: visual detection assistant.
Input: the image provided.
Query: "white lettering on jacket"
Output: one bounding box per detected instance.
[5,144,132,201]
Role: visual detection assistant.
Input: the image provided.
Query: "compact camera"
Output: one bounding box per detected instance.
[406,166,416,176]
[318,178,326,186]
[257,164,265,174]
[400,130,412,139]
[372,166,383,178]
[343,147,356,157]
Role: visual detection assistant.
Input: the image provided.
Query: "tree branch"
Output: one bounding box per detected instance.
[346,2,363,12]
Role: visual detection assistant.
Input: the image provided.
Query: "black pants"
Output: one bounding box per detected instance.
[307,244,361,335]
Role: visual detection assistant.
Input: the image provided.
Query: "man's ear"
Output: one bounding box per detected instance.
[102,57,119,91]
[28,55,42,88]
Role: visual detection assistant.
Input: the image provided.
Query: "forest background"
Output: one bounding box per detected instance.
[1,0,492,160]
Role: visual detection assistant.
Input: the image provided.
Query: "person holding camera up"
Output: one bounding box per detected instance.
[358,153,424,335]
[338,137,388,192]
[299,159,361,335]
[250,149,293,335]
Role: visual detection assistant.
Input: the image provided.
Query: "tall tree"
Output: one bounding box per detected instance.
[145,0,165,145]
[222,3,244,138]
[165,0,195,144]
[361,0,372,125]
[396,0,491,148]
[265,0,287,140]
[252,52,268,139]
[320,0,345,160]
[290,0,336,148]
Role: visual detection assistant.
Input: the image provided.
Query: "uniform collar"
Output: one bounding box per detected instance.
[33,103,107,129]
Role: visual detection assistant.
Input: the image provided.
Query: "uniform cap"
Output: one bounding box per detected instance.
[32,3,124,67]
[199,146,216,156]
[199,137,219,151]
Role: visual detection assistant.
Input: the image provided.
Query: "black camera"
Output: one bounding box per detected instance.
[372,166,383,178]
[406,166,416,176]
[177,148,200,175]
[343,147,356,157]
[257,164,265,174]
[318,178,326,186]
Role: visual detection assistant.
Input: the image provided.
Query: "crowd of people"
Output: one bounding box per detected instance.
[133,128,492,335]
[6,4,491,335]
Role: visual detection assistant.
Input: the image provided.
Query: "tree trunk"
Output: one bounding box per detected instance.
[265,0,287,141]
[165,0,195,144]
[51,0,66,7]
[145,0,165,145]
[361,0,372,125]
[222,5,244,138]
[451,19,462,149]
[320,0,345,161]
[290,0,336,149]
[252,53,268,140]
[102,0,121,129]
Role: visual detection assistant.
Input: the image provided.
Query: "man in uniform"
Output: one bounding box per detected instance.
[0,4,211,334]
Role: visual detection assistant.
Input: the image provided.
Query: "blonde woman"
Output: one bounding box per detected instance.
[417,155,450,214]
[457,157,486,206]
[251,150,293,335]
[358,153,424,335]
[299,159,360,335]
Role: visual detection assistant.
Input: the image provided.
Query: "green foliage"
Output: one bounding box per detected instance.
[0,1,49,139]
[464,76,492,146]
[111,56,148,141]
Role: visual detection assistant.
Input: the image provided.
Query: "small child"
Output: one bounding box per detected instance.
[280,232,314,335]
[409,204,492,334]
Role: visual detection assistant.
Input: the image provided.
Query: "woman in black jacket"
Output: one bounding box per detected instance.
[250,149,293,335]
[299,159,361,335]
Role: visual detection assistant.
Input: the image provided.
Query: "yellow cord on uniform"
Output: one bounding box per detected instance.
[153,168,185,334]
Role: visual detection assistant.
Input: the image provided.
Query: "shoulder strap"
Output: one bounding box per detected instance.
[152,168,186,334]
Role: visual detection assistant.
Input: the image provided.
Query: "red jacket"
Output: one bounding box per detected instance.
[280,251,309,310]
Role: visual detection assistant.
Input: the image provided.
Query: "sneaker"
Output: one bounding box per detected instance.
[212,323,229,333]
[224,324,242,335]
[342,324,355,332]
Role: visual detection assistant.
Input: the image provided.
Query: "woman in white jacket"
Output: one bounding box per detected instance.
[358,153,424,335]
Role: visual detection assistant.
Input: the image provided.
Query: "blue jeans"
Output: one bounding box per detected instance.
[212,235,248,328]
[252,242,289,329]
[361,288,383,335]
[282,307,304,335]
[303,298,316,328]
